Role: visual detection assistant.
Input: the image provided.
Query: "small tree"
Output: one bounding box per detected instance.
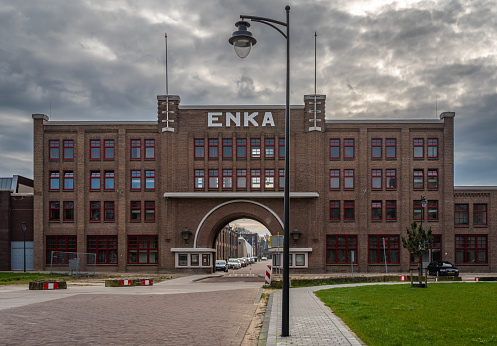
[402,221,434,285]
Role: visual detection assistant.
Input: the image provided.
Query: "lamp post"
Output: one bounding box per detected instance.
[230,5,291,337]
[420,196,427,275]
[21,222,27,272]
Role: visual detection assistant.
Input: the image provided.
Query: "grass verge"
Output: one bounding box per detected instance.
[0,272,74,285]
[315,283,497,345]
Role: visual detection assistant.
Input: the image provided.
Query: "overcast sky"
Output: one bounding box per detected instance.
[1,0,496,186]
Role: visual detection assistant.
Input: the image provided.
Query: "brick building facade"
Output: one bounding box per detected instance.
[31,94,496,273]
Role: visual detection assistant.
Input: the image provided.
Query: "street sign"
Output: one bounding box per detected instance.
[270,235,284,248]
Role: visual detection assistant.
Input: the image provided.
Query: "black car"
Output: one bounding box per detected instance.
[427,261,459,276]
[215,260,228,272]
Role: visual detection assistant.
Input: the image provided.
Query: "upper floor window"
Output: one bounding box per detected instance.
[372,201,382,220]
[279,169,285,189]
[63,140,74,160]
[330,139,340,159]
[104,140,115,160]
[386,200,397,221]
[371,139,382,159]
[237,169,247,189]
[237,138,247,159]
[344,139,354,159]
[330,170,340,190]
[428,138,438,158]
[428,200,438,221]
[130,201,141,221]
[49,140,59,160]
[208,169,219,189]
[413,169,424,189]
[344,201,355,220]
[455,204,469,225]
[90,171,101,191]
[104,201,115,222]
[90,201,101,221]
[130,139,141,160]
[90,140,101,160]
[474,204,487,226]
[251,169,261,189]
[413,138,424,158]
[330,201,340,220]
[222,139,233,159]
[386,169,396,189]
[344,169,354,189]
[194,169,204,189]
[265,169,275,189]
[63,171,74,191]
[104,171,115,191]
[223,169,233,189]
[131,170,141,190]
[265,138,275,158]
[208,138,218,159]
[372,169,382,189]
[145,170,155,190]
[49,171,60,191]
[63,201,74,221]
[145,201,155,222]
[49,201,60,221]
[251,139,261,158]
[385,138,396,159]
[145,139,155,160]
[194,139,205,159]
[413,200,423,221]
[428,169,438,189]
[279,138,285,158]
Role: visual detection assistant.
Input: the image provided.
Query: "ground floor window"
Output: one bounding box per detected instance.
[202,254,210,266]
[326,235,357,264]
[191,254,200,266]
[128,235,158,264]
[87,236,117,264]
[369,235,400,264]
[456,235,487,264]
[46,236,77,264]
[178,254,188,266]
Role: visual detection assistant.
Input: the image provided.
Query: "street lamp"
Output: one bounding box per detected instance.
[230,5,291,337]
[291,228,301,246]
[420,196,427,276]
[21,222,27,272]
[181,227,191,245]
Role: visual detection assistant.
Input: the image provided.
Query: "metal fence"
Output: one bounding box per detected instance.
[49,251,96,276]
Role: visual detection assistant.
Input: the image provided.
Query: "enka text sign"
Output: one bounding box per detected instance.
[208,112,275,127]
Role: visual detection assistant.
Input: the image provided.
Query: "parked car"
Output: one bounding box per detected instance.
[227,258,241,269]
[238,258,247,267]
[261,257,267,261]
[427,261,460,276]
[215,260,228,272]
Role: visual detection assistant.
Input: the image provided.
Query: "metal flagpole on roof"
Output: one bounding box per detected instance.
[162,33,174,132]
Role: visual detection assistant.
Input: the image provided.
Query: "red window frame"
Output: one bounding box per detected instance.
[194,138,205,159]
[428,200,438,221]
[265,138,275,158]
[428,138,438,158]
[222,169,233,189]
[63,171,74,191]
[386,169,396,189]
[145,170,155,190]
[371,138,382,159]
[144,201,155,222]
[428,169,438,189]
[456,235,487,264]
[49,140,60,160]
[63,201,74,222]
[413,200,423,221]
[279,169,285,189]
[49,201,60,221]
[127,235,158,264]
[130,139,141,160]
[474,204,487,226]
[386,200,397,220]
[344,169,354,189]
[104,201,115,222]
[326,235,357,264]
[130,201,141,221]
[90,201,101,222]
[344,139,354,159]
[344,201,355,220]
[251,138,261,158]
[131,170,141,191]
[330,169,340,190]
[194,169,204,190]
[90,139,101,160]
[236,138,247,159]
[455,204,469,225]
[90,171,101,191]
[251,169,261,189]
[237,169,247,190]
[385,138,396,159]
[329,139,340,159]
[208,169,219,189]
[413,169,424,189]
[222,138,233,159]
[369,235,400,264]
[330,201,340,220]
[46,236,77,264]
[265,169,275,190]
[144,139,155,160]
[372,201,382,220]
[413,138,424,158]
[372,169,382,189]
[104,139,115,160]
[278,138,285,159]
[49,171,60,191]
[202,254,210,266]
[208,138,219,159]
[104,171,115,191]
[87,235,117,264]
[63,140,74,160]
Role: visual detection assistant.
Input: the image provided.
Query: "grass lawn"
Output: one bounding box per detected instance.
[315,283,497,345]
[0,272,73,285]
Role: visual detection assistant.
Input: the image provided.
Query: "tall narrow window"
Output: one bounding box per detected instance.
[63,201,74,221]
[428,169,438,189]
[428,138,438,158]
[131,170,141,191]
[386,169,396,189]
[208,169,219,189]
[251,169,261,189]
[386,200,397,220]
[63,171,74,191]
[145,170,155,190]
[251,138,261,158]
[371,139,382,159]
[104,139,115,160]
[90,201,101,221]
[90,171,101,191]
[265,138,275,158]
[265,169,275,189]
[222,138,233,159]
[90,139,101,160]
[130,139,141,159]
[194,169,204,189]
[144,201,155,221]
[330,139,340,159]
[413,138,424,158]
[49,140,60,160]
[104,171,115,191]
[344,201,354,220]
[130,201,141,221]
[455,204,469,225]
[428,200,438,221]
[49,171,60,191]
[49,201,60,221]
[474,204,487,226]
[237,169,247,189]
[372,169,382,189]
[237,138,247,158]
[344,139,354,158]
[104,201,115,221]
[413,200,423,221]
[208,138,219,159]
[330,201,340,220]
[194,139,205,159]
[279,138,285,158]
[372,201,382,220]
[413,170,424,189]
[145,139,155,159]
[385,138,396,159]
[344,169,354,189]
[222,169,233,189]
[330,170,340,190]
[279,169,285,189]
[63,140,74,160]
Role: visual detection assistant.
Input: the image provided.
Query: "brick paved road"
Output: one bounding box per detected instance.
[0,288,260,345]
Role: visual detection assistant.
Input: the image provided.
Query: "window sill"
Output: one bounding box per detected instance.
[427,220,439,222]
[386,219,397,222]
[385,158,397,160]
[127,263,159,266]
[473,225,488,228]
[427,157,439,160]
[455,225,470,228]
[368,263,400,266]
[326,263,358,266]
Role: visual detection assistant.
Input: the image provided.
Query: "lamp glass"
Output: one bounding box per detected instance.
[233,39,252,58]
